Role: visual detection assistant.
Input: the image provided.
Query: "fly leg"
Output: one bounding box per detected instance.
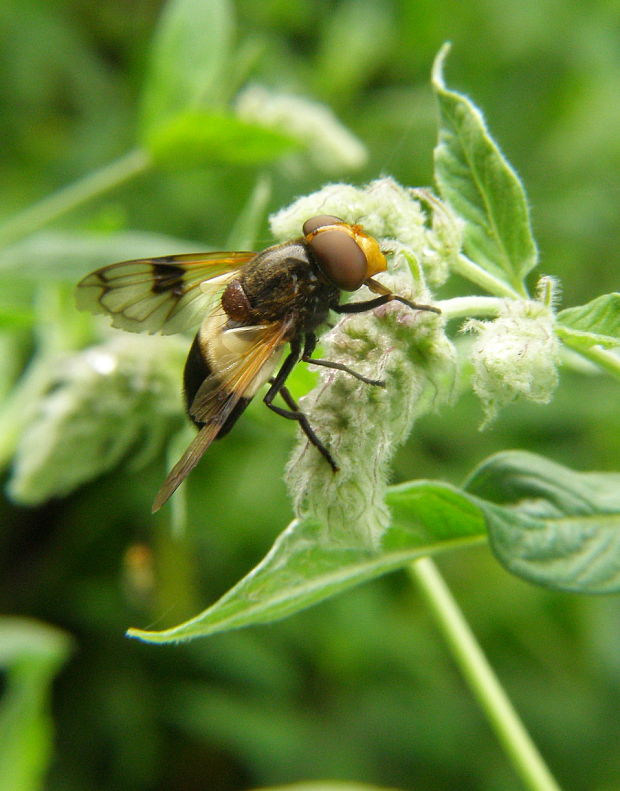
[264,337,339,471]
[300,333,385,387]
[334,277,441,315]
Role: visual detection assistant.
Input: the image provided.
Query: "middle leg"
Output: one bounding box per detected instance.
[264,337,339,471]
[300,333,385,387]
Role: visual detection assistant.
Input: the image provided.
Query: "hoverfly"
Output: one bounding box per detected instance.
[76,215,439,511]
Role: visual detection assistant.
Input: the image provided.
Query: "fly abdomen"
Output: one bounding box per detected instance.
[183,332,253,436]
[183,333,210,426]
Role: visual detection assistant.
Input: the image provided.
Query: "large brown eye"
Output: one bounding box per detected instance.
[302,215,343,236]
[308,229,368,291]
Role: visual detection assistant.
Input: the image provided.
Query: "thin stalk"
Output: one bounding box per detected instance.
[559,337,620,382]
[436,295,505,321]
[0,354,55,468]
[409,557,562,791]
[0,149,151,250]
[453,253,526,299]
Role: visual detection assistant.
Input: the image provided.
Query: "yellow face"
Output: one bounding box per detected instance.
[347,224,388,279]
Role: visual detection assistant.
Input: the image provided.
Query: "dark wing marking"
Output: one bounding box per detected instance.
[152,321,290,511]
[76,251,256,335]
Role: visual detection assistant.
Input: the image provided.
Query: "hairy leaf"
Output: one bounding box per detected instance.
[432,44,537,290]
[556,293,620,349]
[128,450,620,643]
[465,451,620,594]
[127,483,486,643]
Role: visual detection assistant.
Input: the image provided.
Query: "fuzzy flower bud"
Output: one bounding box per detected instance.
[8,335,186,505]
[464,278,561,426]
[235,85,367,173]
[271,180,458,548]
[409,188,464,289]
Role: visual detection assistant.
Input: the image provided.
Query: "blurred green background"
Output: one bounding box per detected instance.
[1,1,620,790]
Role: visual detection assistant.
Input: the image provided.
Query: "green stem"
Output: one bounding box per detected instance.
[409,557,562,791]
[0,354,56,469]
[559,337,620,381]
[0,149,152,250]
[453,253,526,299]
[437,295,505,321]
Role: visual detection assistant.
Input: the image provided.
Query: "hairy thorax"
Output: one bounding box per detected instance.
[221,241,340,334]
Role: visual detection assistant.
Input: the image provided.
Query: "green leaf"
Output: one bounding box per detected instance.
[432,44,537,290]
[0,618,71,668]
[556,292,620,349]
[0,618,71,791]
[314,0,393,100]
[146,111,301,168]
[0,230,203,283]
[140,0,234,135]
[0,306,34,328]
[127,482,487,643]
[128,450,620,643]
[225,173,271,249]
[465,450,620,594]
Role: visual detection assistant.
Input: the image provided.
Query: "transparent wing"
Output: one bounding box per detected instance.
[188,321,290,424]
[152,320,290,511]
[76,251,256,335]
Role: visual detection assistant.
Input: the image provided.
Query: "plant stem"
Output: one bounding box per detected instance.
[409,557,562,791]
[0,149,152,250]
[453,253,526,299]
[0,354,56,469]
[559,337,620,382]
[437,295,505,321]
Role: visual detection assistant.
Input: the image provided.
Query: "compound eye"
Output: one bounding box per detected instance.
[302,215,343,236]
[308,229,368,291]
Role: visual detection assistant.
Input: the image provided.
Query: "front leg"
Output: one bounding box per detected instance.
[301,333,385,387]
[335,277,441,315]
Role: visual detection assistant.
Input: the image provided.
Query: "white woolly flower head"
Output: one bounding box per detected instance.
[465,277,561,427]
[235,85,367,173]
[8,335,185,506]
[272,180,459,548]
